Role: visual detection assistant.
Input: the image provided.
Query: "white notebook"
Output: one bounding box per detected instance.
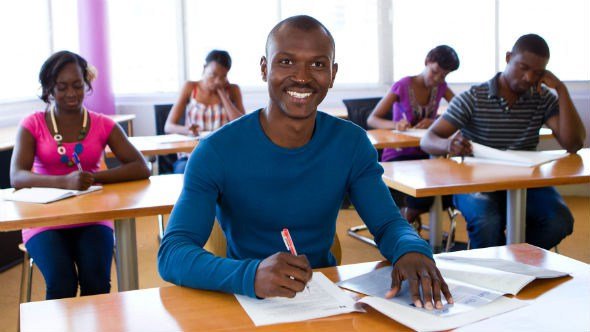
[1,186,102,204]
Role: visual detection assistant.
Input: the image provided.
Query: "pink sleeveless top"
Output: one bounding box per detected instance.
[20,110,115,244]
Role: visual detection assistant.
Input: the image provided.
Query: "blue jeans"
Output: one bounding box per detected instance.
[453,187,573,249]
[25,225,114,300]
[173,157,189,174]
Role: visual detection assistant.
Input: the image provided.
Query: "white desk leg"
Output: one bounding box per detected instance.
[506,189,527,244]
[429,195,444,253]
[114,218,139,291]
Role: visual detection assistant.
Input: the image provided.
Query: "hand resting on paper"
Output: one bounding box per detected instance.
[387,252,454,310]
[254,252,313,298]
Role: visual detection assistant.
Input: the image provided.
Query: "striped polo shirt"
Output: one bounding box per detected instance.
[443,73,559,151]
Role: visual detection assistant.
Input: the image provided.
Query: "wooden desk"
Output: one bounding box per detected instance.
[0,114,136,152]
[0,174,183,291]
[321,107,348,119]
[105,135,199,158]
[367,128,554,150]
[20,244,590,332]
[381,149,590,251]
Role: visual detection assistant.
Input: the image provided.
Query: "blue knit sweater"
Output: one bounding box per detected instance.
[158,109,432,298]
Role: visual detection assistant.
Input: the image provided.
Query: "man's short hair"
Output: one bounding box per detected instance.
[511,34,550,59]
[425,45,460,71]
[265,15,335,60]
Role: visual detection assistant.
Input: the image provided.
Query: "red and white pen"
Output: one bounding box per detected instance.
[281,228,298,256]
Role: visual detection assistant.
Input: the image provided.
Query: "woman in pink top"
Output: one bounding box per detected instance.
[165,50,245,173]
[10,51,150,300]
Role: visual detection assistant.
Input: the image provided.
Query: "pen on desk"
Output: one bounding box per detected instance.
[72,152,83,171]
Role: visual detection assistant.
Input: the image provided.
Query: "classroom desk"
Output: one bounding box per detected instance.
[381,149,590,251]
[104,135,199,158]
[19,244,590,332]
[0,174,183,291]
[320,107,348,119]
[367,127,554,150]
[0,114,136,152]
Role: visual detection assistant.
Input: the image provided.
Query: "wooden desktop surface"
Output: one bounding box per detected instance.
[0,174,182,231]
[0,114,136,152]
[104,135,199,158]
[381,149,590,197]
[20,244,590,332]
[368,127,554,150]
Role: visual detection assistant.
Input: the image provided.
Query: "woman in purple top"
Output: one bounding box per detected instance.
[367,45,460,226]
[10,51,150,300]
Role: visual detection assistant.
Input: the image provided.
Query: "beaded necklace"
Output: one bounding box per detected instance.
[50,106,88,167]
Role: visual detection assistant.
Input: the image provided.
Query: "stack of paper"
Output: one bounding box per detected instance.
[1,186,102,204]
[468,142,568,167]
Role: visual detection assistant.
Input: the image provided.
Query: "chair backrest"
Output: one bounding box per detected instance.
[153,104,181,174]
[342,97,382,130]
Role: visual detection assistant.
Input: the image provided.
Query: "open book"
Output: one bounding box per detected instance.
[467,142,568,167]
[337,254,569,331]
[1,186,102,204]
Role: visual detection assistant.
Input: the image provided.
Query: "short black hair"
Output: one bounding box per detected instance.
[265,15,335,60]
[39,50,92,104]
[511,34,550,59]
[425,45,460,72]
[205,49,232,70]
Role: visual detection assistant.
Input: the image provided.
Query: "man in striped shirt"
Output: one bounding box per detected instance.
[420,34,586,249]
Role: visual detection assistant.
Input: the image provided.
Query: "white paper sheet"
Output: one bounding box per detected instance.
[435,255,571,279]
[1,186,102,204]
[146,134,198,143]
[470,142,568,167]
[393,128,428,138]
[359,295,527,332]
[235,272,361,326]
[337,266,506,317]
[434,258,535,295]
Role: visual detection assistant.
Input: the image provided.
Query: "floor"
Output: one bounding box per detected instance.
[0,196,588,332]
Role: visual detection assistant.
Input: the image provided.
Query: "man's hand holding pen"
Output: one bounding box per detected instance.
[447,131,472,160]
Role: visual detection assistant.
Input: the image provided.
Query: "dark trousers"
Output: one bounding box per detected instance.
[25,225,114,300]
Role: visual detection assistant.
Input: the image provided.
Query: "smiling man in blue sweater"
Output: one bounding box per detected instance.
[158,15,453,310]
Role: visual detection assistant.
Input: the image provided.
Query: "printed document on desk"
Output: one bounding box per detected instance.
[147,134,198,143]
[0,186,102,204]
[235,272,361,326]
[338,265,527,332]
[469,142,568,167]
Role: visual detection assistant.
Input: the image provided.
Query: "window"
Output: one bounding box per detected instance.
[108,0,179,94]
[0,1,51,101]
[392,0,495,83]
[498,0,590,81]
[51,0,79,53]
[280,0,379,86]
[184,0,279,88]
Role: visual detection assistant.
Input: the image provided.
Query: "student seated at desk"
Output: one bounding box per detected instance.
[10,51,150,300]
[158,15,453,310]
[165,50,245,174]
[367,45,459,227]
[420,34,586,249]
